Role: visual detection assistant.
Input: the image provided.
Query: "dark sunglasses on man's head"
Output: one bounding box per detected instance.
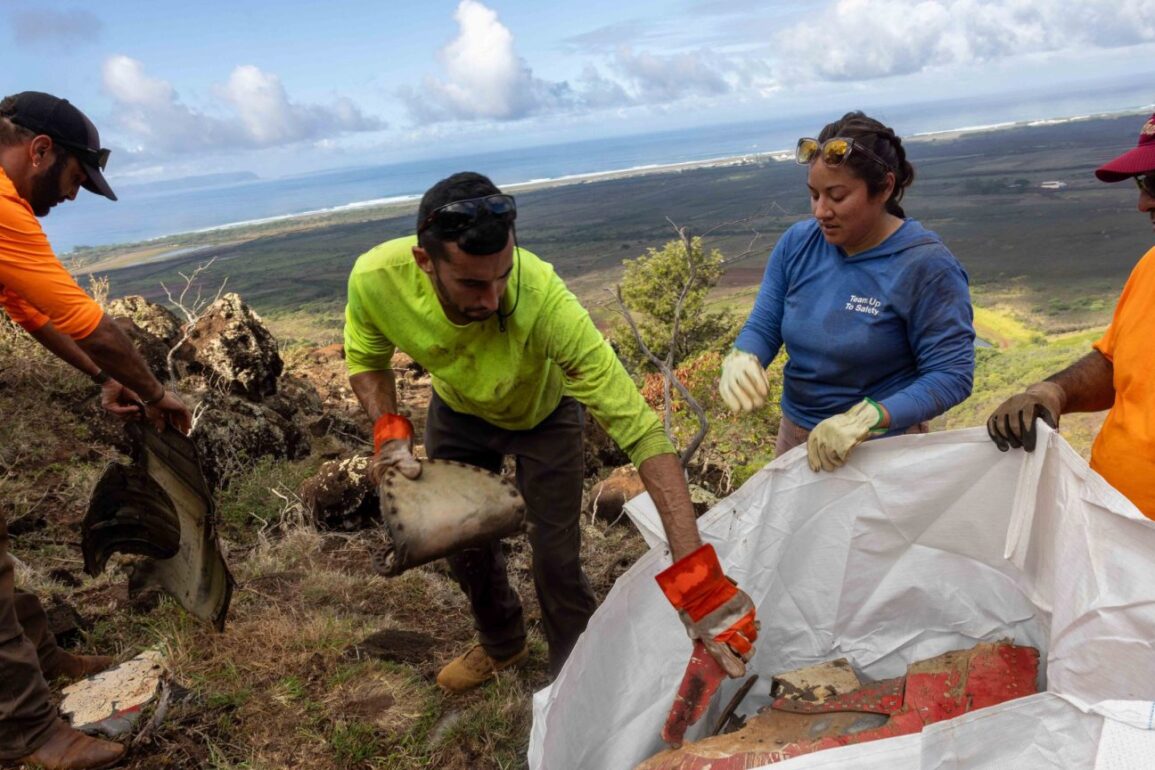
[2,112,111,171]
[418,193,517,235]
[796,136,892,171]
[52,136,111,171]
[1134,174,1155,197]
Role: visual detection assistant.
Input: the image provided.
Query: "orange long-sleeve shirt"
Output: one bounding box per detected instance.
[1091,245,1155,519]
[0,167,103,338]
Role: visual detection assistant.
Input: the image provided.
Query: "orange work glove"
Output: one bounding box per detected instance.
[656,543,758,677]
[370,413,421,483]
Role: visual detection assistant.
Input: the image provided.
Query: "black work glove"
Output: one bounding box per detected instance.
[987,382,1063,452]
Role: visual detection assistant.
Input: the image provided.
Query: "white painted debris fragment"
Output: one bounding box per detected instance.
[60,648,168,738]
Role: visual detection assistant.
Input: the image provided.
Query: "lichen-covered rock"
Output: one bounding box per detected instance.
[190,388,311,488]
[106,296,181,347]
[173,293,282,401]
[266,374,324,422]
[111,317,171,381]
[298,456,379,531]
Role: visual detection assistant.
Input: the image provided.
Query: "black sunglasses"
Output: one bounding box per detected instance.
[796,136,892,171]
[2,112,110,171]
[52,136,111,171]
[418,193,517,236]
[1135,175,1155,197]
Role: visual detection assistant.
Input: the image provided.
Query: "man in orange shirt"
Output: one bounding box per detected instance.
[1,91,192,769]
[987,112,1155,520]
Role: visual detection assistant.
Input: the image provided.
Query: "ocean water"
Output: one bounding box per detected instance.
[40,90,1150,255]
[44,119,809,255]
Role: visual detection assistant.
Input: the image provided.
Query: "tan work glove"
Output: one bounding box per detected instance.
[719,349,769,412]
[369,413,422,484]
[807,398,886,472]
[987,382,1063,452]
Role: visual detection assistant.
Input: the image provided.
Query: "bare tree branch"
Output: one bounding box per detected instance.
[612,223,710,468]
[161,258,228,384]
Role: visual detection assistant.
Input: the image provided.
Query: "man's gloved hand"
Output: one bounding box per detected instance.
[807,398,886,472]
[656,543,758,677]
[987,382,1063,452]
[370,413,421,484]
[719,349,769,413]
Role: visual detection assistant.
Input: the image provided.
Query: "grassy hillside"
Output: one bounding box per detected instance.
[10,113,1140,767]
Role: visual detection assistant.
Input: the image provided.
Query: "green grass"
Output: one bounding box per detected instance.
[972,305,1042,348]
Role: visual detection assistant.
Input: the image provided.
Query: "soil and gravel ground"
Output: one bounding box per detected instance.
[1,312,654,770]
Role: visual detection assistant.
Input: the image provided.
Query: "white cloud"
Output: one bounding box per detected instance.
[404,0,779,124]
[402,0,568,121]
[9,8,101,48]
[101,55,384,153]
[776,0,1155,82]
[609,48,738,102]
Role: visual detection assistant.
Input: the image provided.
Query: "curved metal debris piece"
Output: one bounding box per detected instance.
[83,423,234,630]
[637,641,1040,770]
[373,459,526,576]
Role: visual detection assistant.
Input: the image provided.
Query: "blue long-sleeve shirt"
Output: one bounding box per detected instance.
[735,218,974,431]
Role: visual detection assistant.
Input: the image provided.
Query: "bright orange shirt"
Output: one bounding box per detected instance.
[0,167,103,338]
[1091,245,1155,519]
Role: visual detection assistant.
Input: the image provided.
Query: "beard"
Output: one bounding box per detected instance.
[27,153,71,217]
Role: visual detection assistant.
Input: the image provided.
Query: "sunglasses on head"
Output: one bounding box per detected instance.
[52,137,111,171]
[2,112,111,171]
[1135,174,1155,197]
[418,193,517,236]
[796,136,892,171]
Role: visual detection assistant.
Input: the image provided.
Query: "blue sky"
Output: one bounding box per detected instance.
[4,0,1154,183]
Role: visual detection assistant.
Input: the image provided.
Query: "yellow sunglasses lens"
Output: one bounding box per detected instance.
[796,138,819,163]
[821,139,852,165]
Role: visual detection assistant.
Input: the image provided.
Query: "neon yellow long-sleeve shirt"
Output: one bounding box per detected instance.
[344,236,674,466]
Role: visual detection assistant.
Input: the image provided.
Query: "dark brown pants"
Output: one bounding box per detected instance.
[0,513,60,759]
[425,392,597,677]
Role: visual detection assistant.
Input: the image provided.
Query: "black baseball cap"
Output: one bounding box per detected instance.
[0,91,116,201]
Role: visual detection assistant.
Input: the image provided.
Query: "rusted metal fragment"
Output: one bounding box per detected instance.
[770,658,862,705]
[663,641,730,748]
[771,676,905,715]
[637,641,1040,770]
[711,675,759,736]
[372,459,526,576]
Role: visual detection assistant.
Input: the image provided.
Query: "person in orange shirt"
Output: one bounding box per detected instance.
[987,112,1155,520]
[1,91,192,770]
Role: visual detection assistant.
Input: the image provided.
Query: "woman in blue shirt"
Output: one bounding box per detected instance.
[720,111,975,472]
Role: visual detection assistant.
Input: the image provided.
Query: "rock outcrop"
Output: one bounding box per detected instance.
[172,293,283,401]
[298,456,379,531]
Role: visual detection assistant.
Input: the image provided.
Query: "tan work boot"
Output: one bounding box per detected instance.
[44,653,116,683]
[436,644,528,693]
[19,719,125,769]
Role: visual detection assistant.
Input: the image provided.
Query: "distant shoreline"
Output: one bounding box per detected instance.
[74,104,1151,274]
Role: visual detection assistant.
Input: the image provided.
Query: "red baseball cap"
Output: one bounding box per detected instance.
[1095,113,1155,183]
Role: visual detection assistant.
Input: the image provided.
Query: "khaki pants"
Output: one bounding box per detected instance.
[425,392,596,678]
[775,414,930,458]
[0,513,60,759]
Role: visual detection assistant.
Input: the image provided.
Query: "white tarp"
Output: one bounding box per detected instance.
[529,426,1155,769]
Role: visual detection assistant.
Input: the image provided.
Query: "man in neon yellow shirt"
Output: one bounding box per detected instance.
[345,172,757,692]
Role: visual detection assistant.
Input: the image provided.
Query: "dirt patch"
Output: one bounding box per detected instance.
[243,570,305,602]
[345,628,441,667]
